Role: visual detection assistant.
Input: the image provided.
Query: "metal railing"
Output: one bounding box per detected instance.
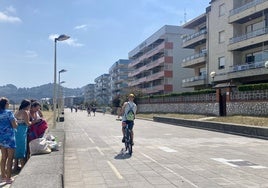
[229,0,266,16]
[229,27,268,44]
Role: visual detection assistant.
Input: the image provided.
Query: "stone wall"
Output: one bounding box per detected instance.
[227,101,268,116]
[138,102,219,116]
[137,90,268,116]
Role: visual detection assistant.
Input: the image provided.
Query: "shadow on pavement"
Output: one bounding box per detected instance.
[114,148,132,160]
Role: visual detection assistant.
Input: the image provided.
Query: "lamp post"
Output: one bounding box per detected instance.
[58,69,67,120]
[53,34,70,129]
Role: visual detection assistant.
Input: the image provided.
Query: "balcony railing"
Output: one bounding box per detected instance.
[182,74,206,83]
[229,27,268,44]
[182,51,207,63]
[182,29,207,43]
[229,61,265,72]
[229,0,266,16]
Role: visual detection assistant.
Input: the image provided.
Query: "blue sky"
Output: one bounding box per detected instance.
[0,0,210,89]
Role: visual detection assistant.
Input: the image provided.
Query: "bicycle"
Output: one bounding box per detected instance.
[123,123,133,155]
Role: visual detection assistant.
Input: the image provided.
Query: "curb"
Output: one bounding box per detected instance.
[153,116,268,140]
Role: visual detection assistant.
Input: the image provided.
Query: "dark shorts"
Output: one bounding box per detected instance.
[123,120,134,130]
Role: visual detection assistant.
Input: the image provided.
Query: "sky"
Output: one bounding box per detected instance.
[0,0,210,89]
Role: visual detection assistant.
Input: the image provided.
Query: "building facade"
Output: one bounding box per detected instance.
[84,83,96,104]
[182,0,268,89]
[94,74,111,105]
[109,59,130,100]
[128,25,194,95]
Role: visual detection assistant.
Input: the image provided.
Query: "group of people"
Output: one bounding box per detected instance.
[0,97,47,184]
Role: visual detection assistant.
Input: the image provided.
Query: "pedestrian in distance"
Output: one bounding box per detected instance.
[121,93,137,145]
[0,97,17,184]
[87,106,91,116]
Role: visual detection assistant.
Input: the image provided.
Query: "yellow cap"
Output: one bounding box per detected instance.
[128,93,135,98]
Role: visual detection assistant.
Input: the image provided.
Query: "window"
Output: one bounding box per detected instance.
[246,21,264,33]
[218,57,225,69]
[219,31,225,43]
[219,4,225,17]
[246,51,263,64]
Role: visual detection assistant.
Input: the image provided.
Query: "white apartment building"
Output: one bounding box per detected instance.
[128,25,194,95]
[182,0,268,89]
[84,83,96,104]
[109,59,130,100]
[94,74,110,105]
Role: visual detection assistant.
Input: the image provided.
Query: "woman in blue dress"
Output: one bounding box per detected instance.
[14,99,31,171]
[0,97,17,184]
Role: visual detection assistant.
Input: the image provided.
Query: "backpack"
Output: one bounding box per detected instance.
[126,103,135,121]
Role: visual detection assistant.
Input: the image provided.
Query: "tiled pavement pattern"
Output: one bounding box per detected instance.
[63,110,268,188]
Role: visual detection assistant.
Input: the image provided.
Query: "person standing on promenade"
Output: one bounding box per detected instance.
[0,97,17,184]
[121,94,137,145]
[14,99,32,171]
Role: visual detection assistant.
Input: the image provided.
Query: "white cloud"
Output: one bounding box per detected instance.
[0,6,21,23]
[65,38,84,47]
[0,12,21,23]
[48,34,84,47]
[74,24,87,30]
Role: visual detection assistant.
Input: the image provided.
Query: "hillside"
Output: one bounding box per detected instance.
[0,84,83,103]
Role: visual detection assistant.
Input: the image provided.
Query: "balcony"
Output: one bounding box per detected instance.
[182,29,207,48]
[228,27,268,51]
[229,0,268,24]
[182,75,206,88]
[228,61,267,80]
[141,85,164,94]
[129,42,165,67]
[146,56,165,70]
[182,52,207,68]
[146,71,165,82]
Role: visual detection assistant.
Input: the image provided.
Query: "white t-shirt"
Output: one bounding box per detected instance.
[122,101,137,121]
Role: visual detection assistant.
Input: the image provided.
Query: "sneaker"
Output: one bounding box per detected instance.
[122,137,125,143]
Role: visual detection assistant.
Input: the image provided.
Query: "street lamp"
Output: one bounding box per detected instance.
[58,69,67,120]
[53,34,70,129]
[265,61,268,69]
[210,71,216,87]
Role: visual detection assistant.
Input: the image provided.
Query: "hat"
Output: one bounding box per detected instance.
[128,93,135,98]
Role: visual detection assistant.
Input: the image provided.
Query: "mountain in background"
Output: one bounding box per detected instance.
[0,83,84,104]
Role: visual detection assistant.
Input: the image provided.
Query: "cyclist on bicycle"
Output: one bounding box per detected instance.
[121,93,137,145]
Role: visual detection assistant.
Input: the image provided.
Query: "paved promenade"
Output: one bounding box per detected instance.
[63,110,268,188]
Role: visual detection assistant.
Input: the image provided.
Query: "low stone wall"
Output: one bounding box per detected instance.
[153,116,268,140]
[227,101,268,116]
[11,129,64,188]
[138,102,219,116]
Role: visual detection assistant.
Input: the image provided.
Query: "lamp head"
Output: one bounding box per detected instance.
[265,61,268,69]
[210,71,216,78]
[56,34,70,42]
[59,69,67,73]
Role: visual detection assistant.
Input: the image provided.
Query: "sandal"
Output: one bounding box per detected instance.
[6,178,13,184]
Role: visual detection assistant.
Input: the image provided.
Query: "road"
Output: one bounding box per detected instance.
[63,110,268,188]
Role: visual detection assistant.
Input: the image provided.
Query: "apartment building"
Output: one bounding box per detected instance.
[84,83,96,104]
[181,13,208,90]
[182,0,268,89]
[94,74,110,105]
[109,59,130,100]
[128,25,194,95]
